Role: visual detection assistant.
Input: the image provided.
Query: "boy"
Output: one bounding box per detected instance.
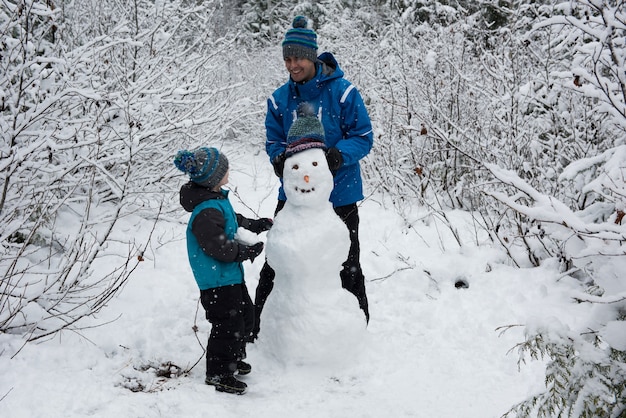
[174,147,272,395]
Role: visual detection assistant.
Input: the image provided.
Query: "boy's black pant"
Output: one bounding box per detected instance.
[252,201,369,338]
[200,283,254,377]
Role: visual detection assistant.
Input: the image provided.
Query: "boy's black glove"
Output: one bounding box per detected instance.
[248,218,273,233]
[272,153,286,178]
[236,242,264,263]
[326,147,343,172]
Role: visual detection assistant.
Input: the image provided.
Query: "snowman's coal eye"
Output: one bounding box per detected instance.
[292,164,299,170]
[312,161,318,166]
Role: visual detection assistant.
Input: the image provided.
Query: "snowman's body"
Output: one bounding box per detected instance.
[261,148,365,367]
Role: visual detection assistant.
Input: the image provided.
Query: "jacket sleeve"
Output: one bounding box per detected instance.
[265,93,288,162]
[237,213,273,234]
[191,207,240,262]
[335,84,374,166]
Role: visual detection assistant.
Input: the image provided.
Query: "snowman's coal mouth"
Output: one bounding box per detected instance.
[295,187,315,194]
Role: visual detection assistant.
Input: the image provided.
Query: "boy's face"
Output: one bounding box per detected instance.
[216,169,229,189]
[284,56,316,83]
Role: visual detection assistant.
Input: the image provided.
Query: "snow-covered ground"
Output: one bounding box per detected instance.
[1,151,585,418]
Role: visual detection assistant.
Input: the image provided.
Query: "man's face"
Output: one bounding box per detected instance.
[284,56,316,83]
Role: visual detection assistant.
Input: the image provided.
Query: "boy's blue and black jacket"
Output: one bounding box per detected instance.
[180,182,265,290]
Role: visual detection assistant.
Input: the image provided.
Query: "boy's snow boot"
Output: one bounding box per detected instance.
[236,360,251,376]
[205,375,247,395]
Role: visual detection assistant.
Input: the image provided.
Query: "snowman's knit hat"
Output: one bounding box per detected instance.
[285,103,327,158]
[173,147,228,189]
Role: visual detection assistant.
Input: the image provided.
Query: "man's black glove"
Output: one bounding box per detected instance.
[272,153,286,178]
[326,147,343,172]
[248,218,273,234]
[236,242,264,263]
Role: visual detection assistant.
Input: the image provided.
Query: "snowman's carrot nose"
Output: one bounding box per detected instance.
[304,175,310,183]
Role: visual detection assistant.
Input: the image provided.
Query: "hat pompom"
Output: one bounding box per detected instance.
[292,15,309,29]
[174,150,199,175]
[296,101,316,118]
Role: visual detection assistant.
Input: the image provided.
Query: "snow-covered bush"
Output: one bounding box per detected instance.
[0,0,258,344]
[492,2,626,416]
[339,1,626,415]
[504,316,626,418]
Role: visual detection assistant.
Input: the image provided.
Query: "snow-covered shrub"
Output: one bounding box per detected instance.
[0,0,258,344]
[503,317,626,418]
[493,3,626,416]
[340,1,626,414]
[491,155,626,418]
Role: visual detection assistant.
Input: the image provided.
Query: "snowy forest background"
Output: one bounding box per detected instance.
[1,0,625,416]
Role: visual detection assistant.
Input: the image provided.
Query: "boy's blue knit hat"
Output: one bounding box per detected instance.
[285,103,326,158]
[282,16,318,62]
[173,147,228,189]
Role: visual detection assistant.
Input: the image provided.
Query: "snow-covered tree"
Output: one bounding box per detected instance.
[491,1,626,416]
[0,0,258,344]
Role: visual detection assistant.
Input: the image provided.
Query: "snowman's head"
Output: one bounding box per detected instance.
[283,148,334,208]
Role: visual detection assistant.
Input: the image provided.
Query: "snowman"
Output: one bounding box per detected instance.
[259,105,366,368]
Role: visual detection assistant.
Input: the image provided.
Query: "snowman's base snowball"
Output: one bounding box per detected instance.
[258,287,367,369]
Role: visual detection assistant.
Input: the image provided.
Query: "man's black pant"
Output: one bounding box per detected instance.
[252,201,369,338]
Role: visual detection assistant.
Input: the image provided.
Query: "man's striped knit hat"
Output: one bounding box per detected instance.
[282,16,318,62]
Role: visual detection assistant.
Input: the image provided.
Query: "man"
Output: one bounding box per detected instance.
[253,15,373,339]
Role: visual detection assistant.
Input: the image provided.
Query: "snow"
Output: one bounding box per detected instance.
[601,322,626,351]
[1,151,590,418]
[425,50,437,71]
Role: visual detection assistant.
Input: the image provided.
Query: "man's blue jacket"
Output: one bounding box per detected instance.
[266,52,374,207]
